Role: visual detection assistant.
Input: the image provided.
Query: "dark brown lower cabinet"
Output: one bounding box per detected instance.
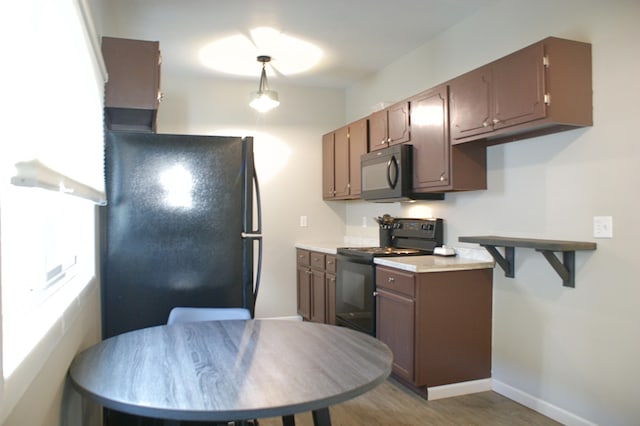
[296,249,336,324]
[376,266,493,398]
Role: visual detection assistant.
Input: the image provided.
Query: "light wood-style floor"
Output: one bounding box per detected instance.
[259,379,560,426]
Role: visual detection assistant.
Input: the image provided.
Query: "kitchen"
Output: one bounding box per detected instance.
[1,0,639,425]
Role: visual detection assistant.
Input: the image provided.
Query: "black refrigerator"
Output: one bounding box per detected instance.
[100,130,262,339]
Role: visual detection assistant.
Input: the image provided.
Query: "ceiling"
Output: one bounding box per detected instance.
[99,0,496,89]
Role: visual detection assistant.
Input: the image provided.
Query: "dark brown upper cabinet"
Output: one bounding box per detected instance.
[322,118,368,200]
[102,37,162,133]
[409,85,486,193]
[449,37,592,145]
[368,101,410,151]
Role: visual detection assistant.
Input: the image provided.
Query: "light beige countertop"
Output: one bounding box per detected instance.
[295,241,495,273]
[295,238,377,255]
[294,242,343,255]
[374,255,495,273]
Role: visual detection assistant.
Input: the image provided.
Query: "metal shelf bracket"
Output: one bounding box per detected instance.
[482,245,515,278]
[538,249,575,287]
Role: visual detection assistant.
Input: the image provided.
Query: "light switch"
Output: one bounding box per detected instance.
[593,216,613,238]
[299,215,308,227]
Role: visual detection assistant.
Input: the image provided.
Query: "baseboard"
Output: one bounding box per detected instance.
[427,378,492,400]
[492,379,597,426]
[259,315,303,321]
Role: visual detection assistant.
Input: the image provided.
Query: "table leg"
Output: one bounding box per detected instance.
[281,414,295,425]
[311,408,331,426]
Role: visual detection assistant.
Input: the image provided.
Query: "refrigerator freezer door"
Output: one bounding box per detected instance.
[102,131,255,338]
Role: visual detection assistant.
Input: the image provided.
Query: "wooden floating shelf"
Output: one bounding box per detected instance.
[458,236,597,288]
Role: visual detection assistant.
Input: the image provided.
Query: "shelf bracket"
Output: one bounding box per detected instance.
[482,245,515,278]
[538,250,575,288]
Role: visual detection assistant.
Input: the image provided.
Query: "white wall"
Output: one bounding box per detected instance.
[1,282,102,426]
[157,75,348,318]
[345,0,640,424]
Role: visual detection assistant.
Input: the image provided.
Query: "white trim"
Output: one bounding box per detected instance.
[11,159,106,205]
[492,379,597,426]
[259,315,303,321]
[427,378,492,400]
[74,0,108,84]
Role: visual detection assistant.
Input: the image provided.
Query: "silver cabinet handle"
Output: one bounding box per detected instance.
[388,276,395,283]
[492,118,500,124]
[373,291,379,297]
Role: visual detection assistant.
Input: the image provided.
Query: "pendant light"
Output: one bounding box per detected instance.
[249,55,280,112]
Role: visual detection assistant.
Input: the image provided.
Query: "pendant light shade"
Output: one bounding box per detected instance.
[249,55,280,112]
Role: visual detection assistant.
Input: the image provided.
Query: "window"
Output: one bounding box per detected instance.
[0,0,106,381]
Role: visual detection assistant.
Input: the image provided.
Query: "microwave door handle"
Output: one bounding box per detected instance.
[387,155,399,189]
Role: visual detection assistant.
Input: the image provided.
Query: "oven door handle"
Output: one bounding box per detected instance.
[386,155,399,189]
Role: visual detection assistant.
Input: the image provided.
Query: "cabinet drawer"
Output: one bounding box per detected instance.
[296,249,311,267]
[310,252,326,270]
[325,255,337,274]
[376,266,415,297]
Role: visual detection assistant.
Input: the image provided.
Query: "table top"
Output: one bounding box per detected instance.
[68,319,392,422]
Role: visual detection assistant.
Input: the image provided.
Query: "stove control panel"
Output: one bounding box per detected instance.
[392,218,442,240]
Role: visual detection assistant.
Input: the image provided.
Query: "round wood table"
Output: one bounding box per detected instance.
[68,320,392,425]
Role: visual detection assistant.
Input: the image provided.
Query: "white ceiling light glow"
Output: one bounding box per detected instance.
[199,27,323,77]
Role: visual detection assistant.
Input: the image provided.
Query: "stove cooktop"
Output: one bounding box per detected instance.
[337,246,431,257]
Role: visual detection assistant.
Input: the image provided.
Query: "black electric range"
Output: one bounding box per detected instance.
[335,218,443,335]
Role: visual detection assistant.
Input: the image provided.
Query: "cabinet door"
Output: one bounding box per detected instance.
[322,132,335,199]
[410,86,450,190]
[348,119,368,197]
[376,288,415,382]
[414,269,493,387]
[387,101,410,146]
[102,37,160,110]
[296,266,311,320]
[310,270,326,323]
[333,126,350,198]
[368,109,388,152]
[493,41,546,129]
[450,64,493,142]
[325,273,336,325]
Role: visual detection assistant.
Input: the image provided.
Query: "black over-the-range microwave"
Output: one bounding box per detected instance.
[360,144,444,202]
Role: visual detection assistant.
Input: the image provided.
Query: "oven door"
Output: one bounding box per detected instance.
[335,254,376,336]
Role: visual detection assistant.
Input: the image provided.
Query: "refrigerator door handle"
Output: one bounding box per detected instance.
[241,232,263,239]
[243,157,262,317]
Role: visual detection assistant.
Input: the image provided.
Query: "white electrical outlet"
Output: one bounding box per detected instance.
[299,215,308,227]
[593,216,613,238]
[362,216,368,227]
